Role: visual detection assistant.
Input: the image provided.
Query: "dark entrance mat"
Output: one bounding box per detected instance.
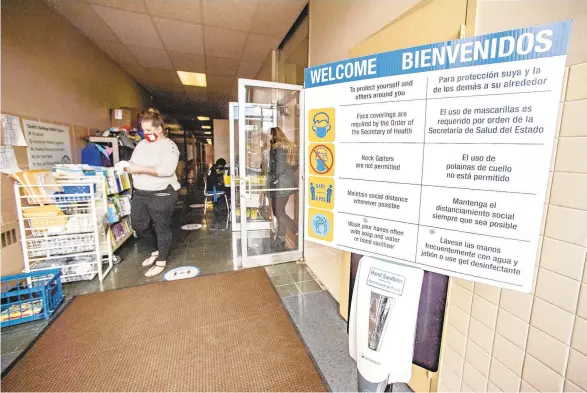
[2,268,328,392]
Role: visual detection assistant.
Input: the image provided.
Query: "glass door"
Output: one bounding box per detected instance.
[236,79,304,268]
[229,102,276,232]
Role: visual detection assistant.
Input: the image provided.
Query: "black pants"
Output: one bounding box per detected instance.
[271,195,297,239]
[131,186,178,261]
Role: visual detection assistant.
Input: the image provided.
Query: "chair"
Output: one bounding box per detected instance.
[203,177,229,215]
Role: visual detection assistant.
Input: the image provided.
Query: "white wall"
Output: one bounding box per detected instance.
[309,0,421,65]
[213,119,230,164]
[305,0,423,302]
[437,2,587,392]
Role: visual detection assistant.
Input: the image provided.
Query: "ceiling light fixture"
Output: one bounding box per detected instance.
[206,139,212,145]
[202,125,211,129]
[197,116,210,121]
[177,71,207,87]
[204,132,212,135]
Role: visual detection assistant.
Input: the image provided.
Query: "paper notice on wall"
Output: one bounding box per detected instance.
[23,120,72,169]
[1,114,27,146]
[0,146,22,174]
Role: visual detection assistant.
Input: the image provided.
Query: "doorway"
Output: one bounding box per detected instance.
[229,79,304,269]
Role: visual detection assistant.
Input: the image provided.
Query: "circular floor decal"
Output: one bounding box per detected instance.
[190,204,205,208]
[163,266,200,281]
[181,224,203,231]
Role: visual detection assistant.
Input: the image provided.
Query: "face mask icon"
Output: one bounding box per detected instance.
[314,147,329,172]
[312,112,331,139]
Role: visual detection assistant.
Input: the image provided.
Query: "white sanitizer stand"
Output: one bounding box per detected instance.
[349,257,424,392]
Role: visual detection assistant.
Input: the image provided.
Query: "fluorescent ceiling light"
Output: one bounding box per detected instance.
[177,71,207,87]
[206,139,212,145]
[202,125,211,129]
[197,116,210,121]
[204,132,212,135]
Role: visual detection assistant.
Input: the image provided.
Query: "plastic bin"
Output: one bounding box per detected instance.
[1,269,64,328]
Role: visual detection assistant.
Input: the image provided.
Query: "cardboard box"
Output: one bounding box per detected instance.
[110,108,141,128]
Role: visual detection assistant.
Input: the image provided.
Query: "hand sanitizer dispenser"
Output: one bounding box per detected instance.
[349,257,424,392]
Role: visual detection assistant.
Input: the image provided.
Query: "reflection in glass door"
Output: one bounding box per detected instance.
[235,79,304,268]
[229,102,276,232]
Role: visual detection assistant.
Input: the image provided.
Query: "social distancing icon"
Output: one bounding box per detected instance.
[308,176,334,210]
[308,143,335,176]
[309,108,335,142]
[308,208,334,242]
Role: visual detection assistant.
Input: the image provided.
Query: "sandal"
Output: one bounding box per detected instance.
[142,251,159,267]
[145,261,166,277]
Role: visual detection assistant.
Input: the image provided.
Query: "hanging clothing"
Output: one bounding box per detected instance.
[81,144,102,166]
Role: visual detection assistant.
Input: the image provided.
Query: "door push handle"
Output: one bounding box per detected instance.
[245,176,252,197]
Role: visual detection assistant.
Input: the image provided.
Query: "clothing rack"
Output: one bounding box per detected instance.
[88,136,120,164]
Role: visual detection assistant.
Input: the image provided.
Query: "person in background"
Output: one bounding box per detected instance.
[267,127,298,250]
[206,158,230,199]
[125,108,180,277]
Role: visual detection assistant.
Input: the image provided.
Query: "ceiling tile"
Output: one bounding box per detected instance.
[205,56,239,76]
[119,63,150,82]
[207,75,234,93]
[93,41,141,66]
[128,46,174,69]
[92,5,164,48]
[242,34,280,61]
[153,18,204,54]
[204,26,247,59]
[145,67,183,87]
[145,0,202,23]
[249,0,306,39]
[237,61,262,78]
[85,0,147,13]
[168,51,206,73]
[202,0,258,32]
[45,0,121,42]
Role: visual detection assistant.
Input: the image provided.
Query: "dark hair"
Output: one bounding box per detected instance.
[142,108,166,134]
[216,158,227,166]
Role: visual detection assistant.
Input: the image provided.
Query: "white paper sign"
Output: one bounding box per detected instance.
[0,146,22,174]
[304,21,571,292]
[1,114,27,146]
[23,120,72,169]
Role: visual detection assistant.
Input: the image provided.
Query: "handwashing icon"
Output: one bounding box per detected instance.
[312,214,330,236]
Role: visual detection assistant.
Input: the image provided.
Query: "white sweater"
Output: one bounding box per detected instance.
[130,138,181,191]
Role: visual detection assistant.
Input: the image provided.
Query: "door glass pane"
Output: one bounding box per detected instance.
[231,104,242,225]
[242,85,301,256]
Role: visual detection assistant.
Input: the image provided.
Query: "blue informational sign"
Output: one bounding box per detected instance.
[305,21,571,88]
[304,21,571,292]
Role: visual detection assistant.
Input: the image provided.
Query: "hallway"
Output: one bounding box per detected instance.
[1,192,357,391]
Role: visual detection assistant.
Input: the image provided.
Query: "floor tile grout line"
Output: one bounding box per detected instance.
[287,267,303,294]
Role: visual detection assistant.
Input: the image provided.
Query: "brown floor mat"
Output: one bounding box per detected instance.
[2,268,328,392]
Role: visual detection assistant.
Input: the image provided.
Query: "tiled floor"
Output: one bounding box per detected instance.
[0,191,340,387]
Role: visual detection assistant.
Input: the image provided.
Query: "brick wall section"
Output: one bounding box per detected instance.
[437,5,587,392]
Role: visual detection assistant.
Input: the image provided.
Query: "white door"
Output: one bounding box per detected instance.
[235,78,305,268]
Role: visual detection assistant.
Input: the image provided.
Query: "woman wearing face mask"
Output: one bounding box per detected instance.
[125,108,180,277]
[267,127,298,250]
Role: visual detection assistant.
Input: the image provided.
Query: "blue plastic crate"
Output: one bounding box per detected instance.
[1,269,64,328]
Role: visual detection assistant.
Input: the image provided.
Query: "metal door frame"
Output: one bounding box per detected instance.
[237,78,305,268]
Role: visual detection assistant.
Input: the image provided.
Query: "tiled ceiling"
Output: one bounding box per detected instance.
[43,0,307,124]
